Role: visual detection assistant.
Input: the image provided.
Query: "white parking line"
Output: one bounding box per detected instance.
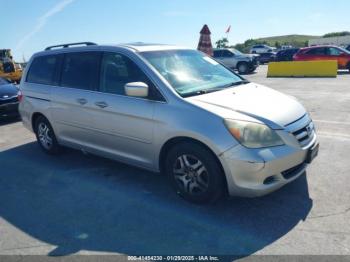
[313,119,350,126]
[317,131,350,140]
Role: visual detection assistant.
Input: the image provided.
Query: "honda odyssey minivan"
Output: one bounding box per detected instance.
[19,42,319,203]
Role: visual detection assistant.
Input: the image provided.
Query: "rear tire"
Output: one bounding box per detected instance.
[165,142,225,204]
[34,116,61,155]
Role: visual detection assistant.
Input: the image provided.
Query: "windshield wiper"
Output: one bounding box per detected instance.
[182,80,250,98]
[182,90,208,97]
[216,80,250,89]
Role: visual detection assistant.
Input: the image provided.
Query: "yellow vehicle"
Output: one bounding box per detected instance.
[0,49,22,83]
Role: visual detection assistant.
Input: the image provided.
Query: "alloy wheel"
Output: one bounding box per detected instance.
[38,122,53,150]
[173,154,209,195]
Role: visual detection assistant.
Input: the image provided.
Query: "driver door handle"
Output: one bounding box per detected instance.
[76,98,87,105]
[95,101,108,108]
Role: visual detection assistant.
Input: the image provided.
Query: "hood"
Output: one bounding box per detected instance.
[187,83,306,128]
[0,84,18,98]
[238,54,257,59]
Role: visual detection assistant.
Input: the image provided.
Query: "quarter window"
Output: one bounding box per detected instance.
[26,55,58,85]
[305,48,326,55]
[213,50,222,58]
[60,52,101,90]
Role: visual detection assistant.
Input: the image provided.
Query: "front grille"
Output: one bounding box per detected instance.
[285,114,315,147]
[281,163,306,180]
[292,122,315,146]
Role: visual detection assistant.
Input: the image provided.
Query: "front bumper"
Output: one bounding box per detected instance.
[219,123,318,197]
[0,102,19,118]
[247,59,259,71]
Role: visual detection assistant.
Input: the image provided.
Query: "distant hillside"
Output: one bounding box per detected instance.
[232,34,320,53]
[256,34,320,46]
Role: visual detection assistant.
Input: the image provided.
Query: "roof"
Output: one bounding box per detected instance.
[41,42,188,54]
[119,42,188,52]
[301,45,339,50]
[31,42,191,59]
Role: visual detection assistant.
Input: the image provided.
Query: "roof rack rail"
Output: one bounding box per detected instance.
[45,42,97,51]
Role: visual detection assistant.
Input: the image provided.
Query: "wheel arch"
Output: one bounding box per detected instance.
[158,136,229,194]
[31,112,49,132]
[346,61,350,70]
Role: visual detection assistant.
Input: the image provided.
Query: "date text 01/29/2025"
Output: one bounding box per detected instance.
[127,255,220,261]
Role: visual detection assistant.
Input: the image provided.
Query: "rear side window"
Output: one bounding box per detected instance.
[305,48,326,55]
[61,52,101,90]
[27,55,58,85]
[213,50,222,58]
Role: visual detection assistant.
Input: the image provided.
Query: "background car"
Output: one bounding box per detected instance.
[275,48,300,62]
[257,52,276,64]
[280,45,293,50]
[346,45,350,52]
[293,45,350,71]
[250,44,275,54]
[0,77,21,118]
[213,48,259,74]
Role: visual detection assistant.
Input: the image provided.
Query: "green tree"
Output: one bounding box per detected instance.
[323,31,350,38]
[215,37,229,48]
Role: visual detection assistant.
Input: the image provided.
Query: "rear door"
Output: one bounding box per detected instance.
[88,52,164,168]
[51,51,102,146]
[303,47,327,61]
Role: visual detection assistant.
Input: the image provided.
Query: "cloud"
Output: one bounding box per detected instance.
[15,0,75,50]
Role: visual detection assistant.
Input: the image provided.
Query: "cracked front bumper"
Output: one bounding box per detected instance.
[219,134,318,197]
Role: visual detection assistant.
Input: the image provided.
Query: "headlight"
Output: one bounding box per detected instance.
[224,119,284,148]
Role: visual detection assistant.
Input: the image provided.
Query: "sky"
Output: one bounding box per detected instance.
[2,0,350,61]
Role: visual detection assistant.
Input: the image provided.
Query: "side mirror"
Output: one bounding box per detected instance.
[125,82,149,97]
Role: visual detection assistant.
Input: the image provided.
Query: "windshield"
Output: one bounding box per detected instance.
[229,48,243,56]
[141,49,244,96]
[338,47,350,54]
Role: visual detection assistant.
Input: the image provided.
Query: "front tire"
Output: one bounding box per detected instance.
[34,116,61,155]
[165,142,225,204]
[237,62,249,74]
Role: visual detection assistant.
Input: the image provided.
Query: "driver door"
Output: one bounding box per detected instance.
[89,52,164,169]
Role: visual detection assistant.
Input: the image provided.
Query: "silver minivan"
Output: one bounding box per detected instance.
[19,42,319,203]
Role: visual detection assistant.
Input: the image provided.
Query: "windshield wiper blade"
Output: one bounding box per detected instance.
[220,80,250,88]
[182,80,250,98]
[182,90,208,97]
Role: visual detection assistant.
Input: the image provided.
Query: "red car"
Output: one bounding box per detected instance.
[293,45,350,71]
